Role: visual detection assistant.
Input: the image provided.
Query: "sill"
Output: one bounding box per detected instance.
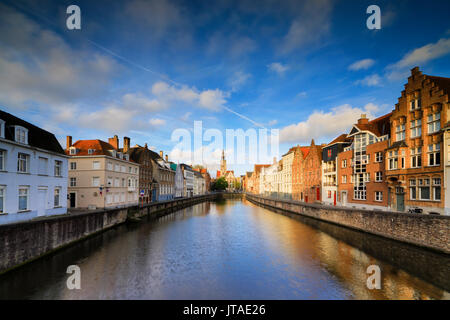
[18,210,31,213]
[425,165,440,168]
[54,206,62,208]
[38,174,49,176]
[0,213,7,216]
[17,172,30,174]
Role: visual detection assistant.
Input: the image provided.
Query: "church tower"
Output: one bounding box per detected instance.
[220,150,227,175]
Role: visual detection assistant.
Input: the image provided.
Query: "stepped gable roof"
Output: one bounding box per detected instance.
[427,75,450,95]
[1,109,65,155]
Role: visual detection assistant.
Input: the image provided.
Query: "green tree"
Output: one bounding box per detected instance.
[212,177,228,191]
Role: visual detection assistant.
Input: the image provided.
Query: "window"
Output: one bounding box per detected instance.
[121,165,126,173]
[396,124,405,141]
[418,178,430,200]
[388,151,398,170]
[375,191,383,201]
[92,161,100,170]
[54,160,62,177]
[0,149,5,171]
[115,164,120,172]
[375,152,383,162]
[427,113,440,134]
[54,188,61,207]
[107,177,113,187]
[128,167,132,173]
[375,172,382,182]
[433,178,441,201]
[410,97,421,110]
[409,179,417,200]
[364,173,370,182]
[342,159,347,168]
[70,177,77,187]
[17,153,29,173]
[411,147,422,168]
[107,162,113,171]
[121,178,125,187]
[410,119,421,138]
[0,186,5,214]
[15,126,28,144]
[69,147,77,155]
[0,119,4,138]
[342,175,347,184]
[18,187,29,211]
[92,177,100,187]
[114,178,120,187]
[70,162,77,170]
[428,143,440,166]
[88,149,95,155]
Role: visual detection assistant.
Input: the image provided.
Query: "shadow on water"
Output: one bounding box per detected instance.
[251,200,450,292]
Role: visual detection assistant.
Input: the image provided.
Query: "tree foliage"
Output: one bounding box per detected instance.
[211,177,228,191]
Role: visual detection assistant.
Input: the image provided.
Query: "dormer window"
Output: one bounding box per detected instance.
[88,149,95,155]
[0,119,5,138]
[110,150,117,157]
[124,154,129,161]
[69,147,77,155]
[118,152,123,159]
[15,126,28,144]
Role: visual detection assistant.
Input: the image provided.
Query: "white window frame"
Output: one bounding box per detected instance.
[70,177,77,187]
[428,143,441,166]
[375,191,383,202]
[54,187,61,207]
[0,185,5,214]
[375,152,382,162]
[92,177,100,187]
[17,153,29,173]
[427,113,440,134]
[18,186,29,211]
[70,162,77,170]
[411,147,422,168]
[69,147,77,155]
[342,159,347,168]
[432,178,441,201]
[0,149,5,171]
[395,124,405,141]
[375,172,382,182]
[409,179,417,200]
[54,160,62,177]
[92,161,101,170]
[418,178,431,200]
[0,119,5,138]
[15,126,28,144]
[410,119,422,138]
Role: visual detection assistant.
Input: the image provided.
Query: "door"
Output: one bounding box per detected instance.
[396,193,405,212]
[342,191,347,206]
[69,192,76,208]
[37,189,47,216]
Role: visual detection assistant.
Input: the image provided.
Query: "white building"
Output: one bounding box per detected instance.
[0,110,68,225]
[181,164,194,197]
[193,170,205,195]
[174,163,184,198]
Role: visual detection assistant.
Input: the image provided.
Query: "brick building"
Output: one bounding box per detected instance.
[337,114,391,210]
[321,134,352,206]
[386,67,450,214]
[301,140,324,203]
[292,146,310,201]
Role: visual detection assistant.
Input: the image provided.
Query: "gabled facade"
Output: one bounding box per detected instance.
[385,67,450,214]
[322,134,352,206]
[0,110,68,224]
[301,140,324,203]
[292,146,310,201]
[155,151,175,201]
[337,114,391,210]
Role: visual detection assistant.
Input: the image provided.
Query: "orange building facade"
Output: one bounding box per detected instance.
[300,140,323,203]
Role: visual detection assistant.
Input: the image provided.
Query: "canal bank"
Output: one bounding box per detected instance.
[246,194,450,254]
[0,193,220,275]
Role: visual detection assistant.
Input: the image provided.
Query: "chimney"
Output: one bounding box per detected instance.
[411,66,421,75]
[66,136,72,149]
[358,114,369,125]
[144,143,148,149]
[108,135,119,150]
[165,154,168,162]
[159,150,163,158]
[123,136,130,153]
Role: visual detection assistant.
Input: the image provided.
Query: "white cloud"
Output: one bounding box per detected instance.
[228,71,251,92]
[387,38,450,80]
[296,91,307,98]
[268,120,278,126]
[268,62,289,75]
[279,0,333,54]
[152,81,228,111]
[0,4,117,110]
[356,74,382,87]
[348,59,375,71]
[279,103,381,143]
[149,118,166,126]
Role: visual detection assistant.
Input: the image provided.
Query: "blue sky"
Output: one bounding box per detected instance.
[1,0,450,176]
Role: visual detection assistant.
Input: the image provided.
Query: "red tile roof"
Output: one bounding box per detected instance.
[327,134,351,146]
[354,112,392,137]
[66,139,136,163]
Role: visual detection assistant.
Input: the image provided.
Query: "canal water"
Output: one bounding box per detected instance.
[0,199,448,300]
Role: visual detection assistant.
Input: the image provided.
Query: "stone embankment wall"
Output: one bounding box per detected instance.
[246,194,450,254]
